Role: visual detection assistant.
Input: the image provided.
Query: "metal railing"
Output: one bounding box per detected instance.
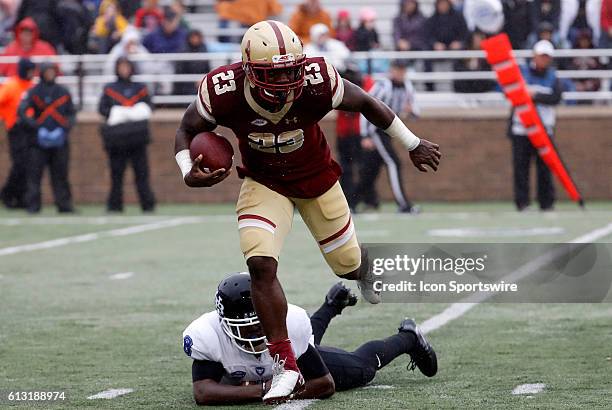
[1,49,610,109]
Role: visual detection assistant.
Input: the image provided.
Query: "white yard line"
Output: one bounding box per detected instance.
[87,388,134,400]
[427,227,565,237]
[109,272,134,280]
[273,399,318,410]
[512,383,546,395]
[363,384,395,389]
[0,217,202,257]
[0,216,169,225]
[420,222,612,335]
[0,214,235,226]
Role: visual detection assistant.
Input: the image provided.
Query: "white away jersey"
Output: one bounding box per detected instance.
[182,304,313,383]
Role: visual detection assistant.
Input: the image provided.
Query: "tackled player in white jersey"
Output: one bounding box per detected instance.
[182,273,438,405]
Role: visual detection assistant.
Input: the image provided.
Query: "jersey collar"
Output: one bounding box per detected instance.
[244,78,294,125]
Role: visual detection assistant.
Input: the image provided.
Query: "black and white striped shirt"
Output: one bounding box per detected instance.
[360,77,418,138]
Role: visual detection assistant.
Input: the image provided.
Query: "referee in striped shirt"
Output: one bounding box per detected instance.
[352,60,420,213]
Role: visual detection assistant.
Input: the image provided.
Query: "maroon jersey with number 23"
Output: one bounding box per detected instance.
[195,57,345,198]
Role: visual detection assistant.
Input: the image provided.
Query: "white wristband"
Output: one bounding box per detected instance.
[175,149,193,179]
[384,116,421,151]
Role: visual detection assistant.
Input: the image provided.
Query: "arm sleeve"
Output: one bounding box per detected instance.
[324,60,345,109]
[65,93,76,129]
[533,79,562,105]
[98,87,113,118]
[296,344,330,380]
[195,75,217,124]
[287,304,314,358]
[18,90,37,128]
[0,84,10,106]
[192,359,225,383]
[183,319,223,363]
[142,85,154,109]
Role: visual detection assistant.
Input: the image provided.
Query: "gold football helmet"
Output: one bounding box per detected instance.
[241,20,306,104]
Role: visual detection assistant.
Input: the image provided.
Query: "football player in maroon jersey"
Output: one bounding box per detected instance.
[174,20,441,404]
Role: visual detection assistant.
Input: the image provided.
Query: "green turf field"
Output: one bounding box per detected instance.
[1,202,611,409]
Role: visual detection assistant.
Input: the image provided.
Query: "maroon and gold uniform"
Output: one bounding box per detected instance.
[195,57,360,275]
[196,56,344,198]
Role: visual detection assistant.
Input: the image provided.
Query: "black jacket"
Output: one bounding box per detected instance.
[98,80,153,119]
[98,79,153,150]
[503,0,535,49]
[353,26,379,51]
[19,81,75,132]
[425,9,468,47]
[57,0,94,54]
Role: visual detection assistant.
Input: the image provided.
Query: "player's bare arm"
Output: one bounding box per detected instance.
[174,102,231,187]
[192,373,333,405]
[193,378,263,405]
[338,79,442,172]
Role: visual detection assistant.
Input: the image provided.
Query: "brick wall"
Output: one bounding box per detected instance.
[0,107,610,204]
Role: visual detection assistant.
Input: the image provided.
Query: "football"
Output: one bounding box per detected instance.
[189,131,234,172]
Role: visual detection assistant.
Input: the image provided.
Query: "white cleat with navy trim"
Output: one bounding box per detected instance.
[262,356,305,405]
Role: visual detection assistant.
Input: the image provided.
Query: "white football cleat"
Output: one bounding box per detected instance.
[262,355,305,405]
[357,260,381,304]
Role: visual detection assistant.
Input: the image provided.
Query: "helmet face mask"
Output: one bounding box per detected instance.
[246,55,306,104]
[215,273,268,355]
[241,21,306,105]
[220,316,267,354]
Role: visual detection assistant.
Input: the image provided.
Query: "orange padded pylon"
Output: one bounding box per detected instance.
[481,33,583,205]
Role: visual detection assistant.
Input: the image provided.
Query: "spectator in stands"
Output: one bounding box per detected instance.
[303,23,350,71]
[424,0,468,90]
[57,0,94,54]
[135,0,163,34]
[529,21,563,48]
[503,0,534,49]
[0,58,36,210]
[174,29,210,95]
[353,7,379,51]
[393,0,427,51]
[567,29,602,98]
[143,6,187,54]
[19,62,77,214]
[335,62,364,209]
[353,60,420,214]
[425,0,469,51]
[98,57,156,213]
[170,0,190,31]
[0,18,56,77]
[82,0,100,20]
[334,10,354,50]
[602,0,612,48]
[508,40,560,212]
[530,0,561,38]
[104,27,151,76]
[0,0,20,46]
[90,0,128,53]
[289,0,334,44]
[116,0,138,20]
[16,0,62,48]
[217,0,282,31]
[143,6,187,94]
[453,31,496,93]
[561,0,605,48]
